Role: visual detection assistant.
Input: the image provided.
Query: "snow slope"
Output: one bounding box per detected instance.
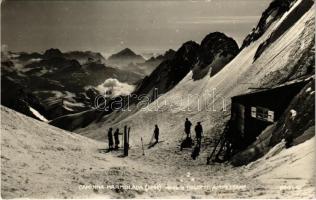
[1,105,315,198]
[78,0,315,147]
[245,134,315,198]
[0,106,141,198]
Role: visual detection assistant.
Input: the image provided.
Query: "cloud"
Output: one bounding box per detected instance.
[172,16,260,25]
[96,78,135,97]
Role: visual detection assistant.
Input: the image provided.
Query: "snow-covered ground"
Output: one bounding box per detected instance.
[244,127,315,198]
[1,106,315,198]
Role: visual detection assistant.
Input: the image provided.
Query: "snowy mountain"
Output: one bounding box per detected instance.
[78,0,315,161]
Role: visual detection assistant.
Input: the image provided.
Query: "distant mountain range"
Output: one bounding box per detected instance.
[125,49,176,76]
[1,46,179,124]
[1,48,142,121]
[106,48,176,76]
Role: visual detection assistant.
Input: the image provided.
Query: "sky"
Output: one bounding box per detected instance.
[1,0,271,56]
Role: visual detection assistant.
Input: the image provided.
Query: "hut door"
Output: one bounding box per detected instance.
[236,104,245,137]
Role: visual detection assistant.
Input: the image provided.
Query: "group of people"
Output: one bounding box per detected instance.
[106,118,202,151]
[184,118,204,159]
[107,128,121,150]
[185,118,203,146]
[107,125,160,150]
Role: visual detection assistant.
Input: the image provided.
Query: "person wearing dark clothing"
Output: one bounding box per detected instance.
[180,118,193,151]
[114,128,120,149]
[184,118,192,138]
[154,125,159,143]
[195,122,203,146]
[108,128,114,150]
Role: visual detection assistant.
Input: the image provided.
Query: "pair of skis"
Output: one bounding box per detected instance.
[140,132,161,156]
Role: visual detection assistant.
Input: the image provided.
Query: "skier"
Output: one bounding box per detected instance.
[191,122,203,160]
[195,122,203,146]
[184,118,192,138]
[108,127,114,150]
[114,128,120,149]
[154,125,159,144]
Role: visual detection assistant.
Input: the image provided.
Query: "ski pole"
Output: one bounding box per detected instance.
[141,137,145,156]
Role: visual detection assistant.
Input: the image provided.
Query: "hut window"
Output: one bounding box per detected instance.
[251,107,257,118]
[251,106,274,122]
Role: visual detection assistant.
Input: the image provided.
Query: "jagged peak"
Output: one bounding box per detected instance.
[43,48,63,58]
[201,32,239,49]
[241,0,296,49]
[114,48,137,56]
[108,48,145,62]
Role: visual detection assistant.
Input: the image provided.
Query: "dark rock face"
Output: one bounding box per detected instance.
[157,49,176,61]
[64,51,106,65]
[1,77,47,121]
[17,52,42,61]
[133,41,201,101]
[200,32,239,66]
[173,41,202,69]
[133,32,239,101]
[254,0,314,60]
[269,79,315,147]
[43,48,64,59]
[193,32,239,80]
[145,49,176,67]
[241,0,296,50]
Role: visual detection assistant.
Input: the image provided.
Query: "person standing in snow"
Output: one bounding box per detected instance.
[184,118,192,138]
[195,122,203,146]
[108,128,114,150]
[114,128,120,149]
[154,125,159,144]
